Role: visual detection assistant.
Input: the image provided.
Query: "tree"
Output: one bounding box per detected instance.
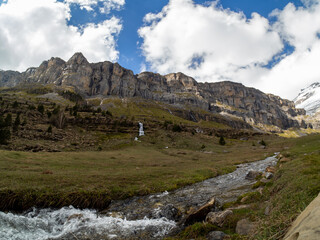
[219,136,226,146]
[0,128,11,145]
[12,101,19,108]
[4,114,12,127]
[0,115,11,144]
[37,104,45,115]
[13,113,21,131]
[47,125,52,134]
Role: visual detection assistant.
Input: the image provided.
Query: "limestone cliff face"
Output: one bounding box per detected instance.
[0,53,306,130]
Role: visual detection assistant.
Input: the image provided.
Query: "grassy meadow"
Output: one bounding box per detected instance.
[0,131,285,211]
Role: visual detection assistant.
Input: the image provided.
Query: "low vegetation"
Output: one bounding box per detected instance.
[168,134,320,239]
[1,85,319,240]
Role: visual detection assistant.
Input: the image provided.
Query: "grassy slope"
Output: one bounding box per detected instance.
[0,132,283,211]
[170,134,320,240]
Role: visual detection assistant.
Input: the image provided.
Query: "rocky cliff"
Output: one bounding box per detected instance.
[0,53,306,130]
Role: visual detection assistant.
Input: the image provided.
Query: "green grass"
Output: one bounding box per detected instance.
[253,134,320,239]
[0,133,283,211]
[166,134,320,240]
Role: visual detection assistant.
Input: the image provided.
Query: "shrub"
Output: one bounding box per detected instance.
[12,101,19,108]
[260,140,267,146]
[0,128,11,145]
[172,124,182,132]
[13,113,21,131]
[219,136,226,145]
[47,125,52,134]
[37,104,44,115]
[4,114,12,127]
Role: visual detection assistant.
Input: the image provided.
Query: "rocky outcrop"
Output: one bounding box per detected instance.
[284,192,320,240]
[0,53,306,130]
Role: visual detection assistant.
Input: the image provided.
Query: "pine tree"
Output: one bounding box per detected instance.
[219,136,226,145]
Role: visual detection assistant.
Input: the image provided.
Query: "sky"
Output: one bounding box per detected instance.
[1,0,320,100]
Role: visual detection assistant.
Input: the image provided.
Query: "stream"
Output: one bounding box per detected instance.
[0,154,278,240]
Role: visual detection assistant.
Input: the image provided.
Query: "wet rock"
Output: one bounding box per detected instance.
[183,198,216,226]
[207,231,228,240]
[265,172,274,179]
[236,219,257,235]
[154,204,181,221]
[67,214,83,221]
[245,171,262,180]
[205,210,233,227]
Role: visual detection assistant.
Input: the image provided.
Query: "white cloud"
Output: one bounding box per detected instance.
[138,0,320,100]
[138,0,283,84]
[260,0,320,99]
[65,0,125,14]
[0,0,123,71]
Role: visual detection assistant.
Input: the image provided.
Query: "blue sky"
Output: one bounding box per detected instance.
[1,0,320,99]
[62,0,304,74]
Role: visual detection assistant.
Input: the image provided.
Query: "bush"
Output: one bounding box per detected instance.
[0,128,11,145]
[172,124,182,132]
[37,104,44,115]
[47,125,52,134]
[260,140,267,146]
[219,136,226,145]
[12,101,19,108]
[4,114,12,127]
[13,113,21,131]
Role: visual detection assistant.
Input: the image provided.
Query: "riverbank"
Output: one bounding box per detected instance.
[169,134,320,240]
[0,133,284,211]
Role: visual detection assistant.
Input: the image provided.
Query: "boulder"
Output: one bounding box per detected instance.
[205,210,233,227]
[236,219,257,235]
[265,172,274,179]
[207,231,228,240]
[183,198,216,226]
[284,192,320,240]
[245,171,262,180]
[266,166,276,173]
[280,157,291,163]
[154,204,181,221]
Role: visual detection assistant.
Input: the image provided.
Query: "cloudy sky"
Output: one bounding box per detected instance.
[1,0,320,100]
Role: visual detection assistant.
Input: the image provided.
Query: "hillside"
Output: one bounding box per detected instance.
[0,53,307,131]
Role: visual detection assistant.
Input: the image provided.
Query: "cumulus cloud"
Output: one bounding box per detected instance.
[138,0,320,99]
[260,0,320,98]
[0,0,123,71]
[138,0,283,83]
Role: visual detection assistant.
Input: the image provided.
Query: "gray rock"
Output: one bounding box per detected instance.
[183,198,216,226]
[206,210,233,227]
[207,231,227,240]
[236,219,257,235]
[154,204,181,221]
[245,171,262,180]
[0,52,307,130]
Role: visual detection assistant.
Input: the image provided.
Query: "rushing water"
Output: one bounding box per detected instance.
[0,154,278,240]
[138,122,144,137]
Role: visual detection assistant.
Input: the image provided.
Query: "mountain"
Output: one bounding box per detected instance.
[0,53,307,130]
[294,82,320,115]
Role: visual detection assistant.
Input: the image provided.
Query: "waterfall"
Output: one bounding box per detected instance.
[139,122,144,136]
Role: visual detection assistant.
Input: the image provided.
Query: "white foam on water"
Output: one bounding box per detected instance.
[139,122,144,136]
[0,206,176,240]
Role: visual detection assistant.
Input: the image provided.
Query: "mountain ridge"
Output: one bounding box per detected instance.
[294,82,320,115]
[0,52,307,130]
